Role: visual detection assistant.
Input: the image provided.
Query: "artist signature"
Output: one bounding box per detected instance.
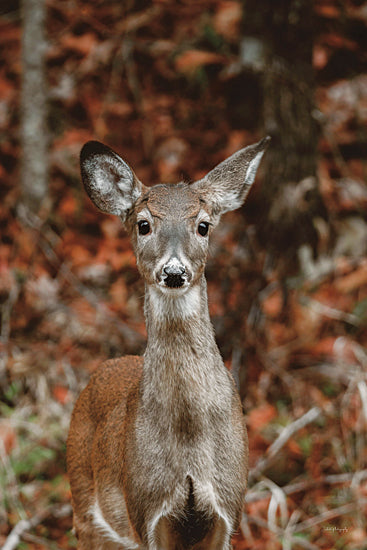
[324,526,350,534]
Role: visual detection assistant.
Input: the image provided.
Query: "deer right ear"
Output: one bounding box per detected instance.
[80,141,145,221]
[192,137,270,216]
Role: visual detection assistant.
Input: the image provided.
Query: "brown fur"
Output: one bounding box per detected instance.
[67,138,269,549]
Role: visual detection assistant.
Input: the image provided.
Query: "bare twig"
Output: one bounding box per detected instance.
[245,514,318,550]
[246,470,367,503]
[301,295,360,327]
[0,438,26,522]
[246,498,367,548]
[358,380,367,423]
[292,500,367,534]
[0,280,19,381]
[249,407,322,482]
[2,503,72,550]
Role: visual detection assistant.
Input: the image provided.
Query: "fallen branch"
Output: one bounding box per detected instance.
[3,503,72,550]
[246,470,367,503]
[244,514,319,550]
[301,295,360,327]
[293,499,367,534]
[249,406,322,482]
[0,280,19,381]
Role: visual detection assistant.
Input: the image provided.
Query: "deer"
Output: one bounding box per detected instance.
[67,136,270,550]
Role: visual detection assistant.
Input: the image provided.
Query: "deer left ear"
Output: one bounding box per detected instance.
[193,137,270,215]
[80,141,146,222]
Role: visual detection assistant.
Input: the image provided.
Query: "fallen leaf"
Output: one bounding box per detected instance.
[61,32,98,56]
[335,263,367,293]
[262,288,283,318]
[213,2,242,42]
[53,385,71,405]
[0,421,16,455]
[175,50,225,73]
[247,403,277,432]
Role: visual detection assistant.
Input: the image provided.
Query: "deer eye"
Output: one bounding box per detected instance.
[198,221,209,237]
[138,220,151,235]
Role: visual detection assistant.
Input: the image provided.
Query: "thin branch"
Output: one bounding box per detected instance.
[292,500,367,534]
[2,504,72,550]
[246,470,367,503]
[357,380,367,423]
[0,280,19,381]
[249,407,322,482]
[300,295,361,326]
[245,514,318,550]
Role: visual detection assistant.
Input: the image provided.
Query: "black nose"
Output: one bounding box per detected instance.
[163,264,186,288]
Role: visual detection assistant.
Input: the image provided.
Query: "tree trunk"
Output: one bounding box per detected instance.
[242,0,326,269]
[20,0,48,213]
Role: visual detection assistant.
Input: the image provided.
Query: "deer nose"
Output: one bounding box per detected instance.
[163,264,186,276]
[162,261,186,288]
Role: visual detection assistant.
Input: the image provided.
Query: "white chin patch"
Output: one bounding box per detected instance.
[149,285,201,320]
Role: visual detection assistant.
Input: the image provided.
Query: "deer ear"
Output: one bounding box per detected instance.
[193,137,270,215]
[80,141,146,221]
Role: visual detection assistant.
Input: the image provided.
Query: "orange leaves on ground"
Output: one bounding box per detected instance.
[12,225,38,268]
[104,101,134,118]
[265,321,296,350]
[213,1,242,42]
[119,5,162,34]
[318,32,358,52]
[67,243,92,268]
[53,385,71,405]
[100,218,122,239]
[109,279,128,311]
[335,261,367,294]
[97,244,135,272]
[247,403,277,432]
[0,421,17,455]
[60,32,98,57]
[155,137,188,182]
[53,128,92,150]
[286,438,303,459]
[175,50,225,74]
[306,336,358,363]
[311,282,355,317]
[313,44,329,70]
[314,3,341,19]
[0,74,15,100]
[262,287,283,319]
[306,435,324,479]
[342,388,367,430]
[0,263,16,299]
[59,193,78,220]
[347,528,367,548]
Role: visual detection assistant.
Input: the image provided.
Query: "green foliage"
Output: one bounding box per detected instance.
[353,297,367,324]
[201,23,225,52]
[297,434,313,457]
[2,381,22,408]
[322,382,338,397]
[11,444,56,478]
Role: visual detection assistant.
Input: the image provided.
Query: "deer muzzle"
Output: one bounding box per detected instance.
[161,259,187,288]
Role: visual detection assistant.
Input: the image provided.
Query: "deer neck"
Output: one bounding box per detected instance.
[142,275,223,399]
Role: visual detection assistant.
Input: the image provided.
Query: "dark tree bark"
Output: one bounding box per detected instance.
[242,0,326,269]
[20,0,48,213]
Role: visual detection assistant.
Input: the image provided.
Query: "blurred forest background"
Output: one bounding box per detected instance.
[1,0,367,548]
